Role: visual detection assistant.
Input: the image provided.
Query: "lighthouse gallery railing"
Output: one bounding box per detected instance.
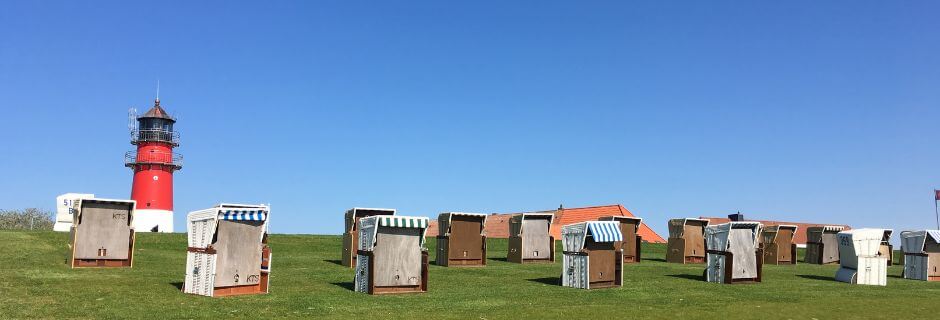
[125,150,183,169]
[131,129,180,146]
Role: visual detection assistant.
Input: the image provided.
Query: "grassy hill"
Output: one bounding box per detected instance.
[1,231,937,319]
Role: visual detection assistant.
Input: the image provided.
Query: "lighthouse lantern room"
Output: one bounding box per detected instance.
[125,98,182,232]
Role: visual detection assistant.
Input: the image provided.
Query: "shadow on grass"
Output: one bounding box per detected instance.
[170,282,184,290]
[323,259,343,266]
[488,257,508,262]
[330,282,355,291]
[666,274,704,281]
[796,274,839,282]
[645,258,666,262]
[527,277,559,286]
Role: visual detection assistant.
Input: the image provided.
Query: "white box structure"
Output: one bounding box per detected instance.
[835,228,889,286]
[54,193,95,232]
[183,203,271,297]
[561,221,623,289]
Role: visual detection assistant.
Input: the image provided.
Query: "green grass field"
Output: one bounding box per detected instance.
[2,231,938,319]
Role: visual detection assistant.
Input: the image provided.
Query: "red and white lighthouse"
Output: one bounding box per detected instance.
[125,98,182,232]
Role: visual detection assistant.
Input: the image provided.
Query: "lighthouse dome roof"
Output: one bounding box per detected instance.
[139,98,175,121]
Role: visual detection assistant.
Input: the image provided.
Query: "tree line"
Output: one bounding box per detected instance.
[0,208,54,230]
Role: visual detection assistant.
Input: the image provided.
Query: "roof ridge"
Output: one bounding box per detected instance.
[617,204,634,217]
[563,204,621,211]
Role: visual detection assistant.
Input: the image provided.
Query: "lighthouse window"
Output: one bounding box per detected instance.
[140,119,155,130]
[139,119,172,132]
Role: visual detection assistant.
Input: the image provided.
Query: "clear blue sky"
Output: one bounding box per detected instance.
[1,1,938,237]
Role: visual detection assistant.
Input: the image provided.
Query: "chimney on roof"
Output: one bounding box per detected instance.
[558,204,564,210]
[728,211,745,221]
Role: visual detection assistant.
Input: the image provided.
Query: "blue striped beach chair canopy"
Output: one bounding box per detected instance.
[561,221,623,252]
[216,204,270,222]
[185,203,271,249]
[218,209,268,221]
[586,221,623,243]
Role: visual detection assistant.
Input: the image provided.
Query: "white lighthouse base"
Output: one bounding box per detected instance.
[134,209,174,233]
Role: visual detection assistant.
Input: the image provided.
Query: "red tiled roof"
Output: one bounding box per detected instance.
[425,214,512,238]
[556,205,666,243]
[483,214,512,238]
[427,220,440,237]
[424,204,667,244]
[699,217,850,245]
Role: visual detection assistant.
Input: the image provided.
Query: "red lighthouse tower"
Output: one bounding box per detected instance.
[125,98,182,232]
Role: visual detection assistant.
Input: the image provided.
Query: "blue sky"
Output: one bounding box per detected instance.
[1,1,938,237]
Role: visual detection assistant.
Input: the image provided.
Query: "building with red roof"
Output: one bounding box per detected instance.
[426,204,666,243]
[552,204,665,243]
